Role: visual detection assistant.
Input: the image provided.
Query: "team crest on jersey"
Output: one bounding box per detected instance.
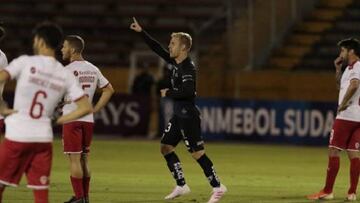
[73,70,78,76]
[40,176,48,185]
[356,142,360,149]
[30,67,36,74]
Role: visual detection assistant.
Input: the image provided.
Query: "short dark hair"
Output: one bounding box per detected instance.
[338,38,360,56]
[33,22,63,50]
[65,35,85,53]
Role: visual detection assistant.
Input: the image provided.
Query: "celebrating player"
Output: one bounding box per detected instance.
[130,17,227,203]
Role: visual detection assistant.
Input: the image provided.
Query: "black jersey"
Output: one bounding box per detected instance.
[140,31,199,117]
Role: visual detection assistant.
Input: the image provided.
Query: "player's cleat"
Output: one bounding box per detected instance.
[306,190,334,200]
[64,196,86,203]
[164,184,191,200]
[347,193,357,201]
[207,184,227,203]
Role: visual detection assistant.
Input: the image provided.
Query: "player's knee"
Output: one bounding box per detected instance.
[68,154,81,162]
[328,147,341,157]
[347,150,360,159]
[191,150,205,160]
[160,144,174,155]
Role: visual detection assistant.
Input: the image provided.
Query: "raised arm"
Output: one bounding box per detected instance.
[130,17,174,64]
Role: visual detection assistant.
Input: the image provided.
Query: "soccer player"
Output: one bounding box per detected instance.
[130,17,227,203]
[0,22,92,203]
[61,35,114,203]
[0,25,8,136]
[307,38,360,201]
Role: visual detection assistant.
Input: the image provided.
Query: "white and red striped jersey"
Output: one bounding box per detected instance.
[337,61,360,122]
[4,55,84,142]
[62,60,109,123]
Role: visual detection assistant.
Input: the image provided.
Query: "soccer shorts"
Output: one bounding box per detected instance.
[161,115,204,153]
[62,121,94,154]
[329,119,360,151]
[0,139,52,189]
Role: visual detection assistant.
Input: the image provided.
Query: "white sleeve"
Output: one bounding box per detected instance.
[349,64,360,80]
[65,70,85,102]
[4,56,26,80]
[96,68,109,88]
[0,53,8,68]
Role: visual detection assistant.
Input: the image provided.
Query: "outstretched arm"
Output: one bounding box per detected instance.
[130,17,174,64]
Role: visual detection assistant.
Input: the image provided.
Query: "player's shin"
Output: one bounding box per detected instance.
[196,154,221,188]
[0,185,4,203]
[81,154,90,200]
[164,152,186,186]
[348,157,360,194]
[324,156,340,193]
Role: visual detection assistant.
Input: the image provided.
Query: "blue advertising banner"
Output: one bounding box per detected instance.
[160,98,338,145]
[197,98,337,145]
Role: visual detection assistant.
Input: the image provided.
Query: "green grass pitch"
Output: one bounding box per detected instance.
[3,139,355,203]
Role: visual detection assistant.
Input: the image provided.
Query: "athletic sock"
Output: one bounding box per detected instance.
[323,156,340,193]
[33,189,48,203]
[164,152,186,186]
[197,154,221,188]
[0,186,4,203]
[70,176,84,199]
[348,158,360,194]
[83,176,90,199]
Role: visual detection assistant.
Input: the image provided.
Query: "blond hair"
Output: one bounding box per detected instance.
[171,32,192,51]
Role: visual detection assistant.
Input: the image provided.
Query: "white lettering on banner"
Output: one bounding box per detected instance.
[296,110,309,137]
[124,102,140,126]
[243,108,253,135]
[255,108,269,136]
[310,110,323,137]
[95,108,111,125]
[107,102,125,125]
[283,110,334,138]
[94,101,141,127]
[216,108,231,133]
[270,109,280,136]
[200,106,335,138]
[232,108,242,134]
[284,109,295,137]
[202,107,215,132]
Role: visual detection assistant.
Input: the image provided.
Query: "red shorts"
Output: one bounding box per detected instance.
[62,121,94,154]
[329,119,360,151]
[0,139,52,189]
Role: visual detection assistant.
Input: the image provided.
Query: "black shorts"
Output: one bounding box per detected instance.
[161,115,204,152]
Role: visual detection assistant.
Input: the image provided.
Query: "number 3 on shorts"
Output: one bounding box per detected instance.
[165,122,172,133]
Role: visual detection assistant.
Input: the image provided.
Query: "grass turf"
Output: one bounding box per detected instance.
[3,139,354,203]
